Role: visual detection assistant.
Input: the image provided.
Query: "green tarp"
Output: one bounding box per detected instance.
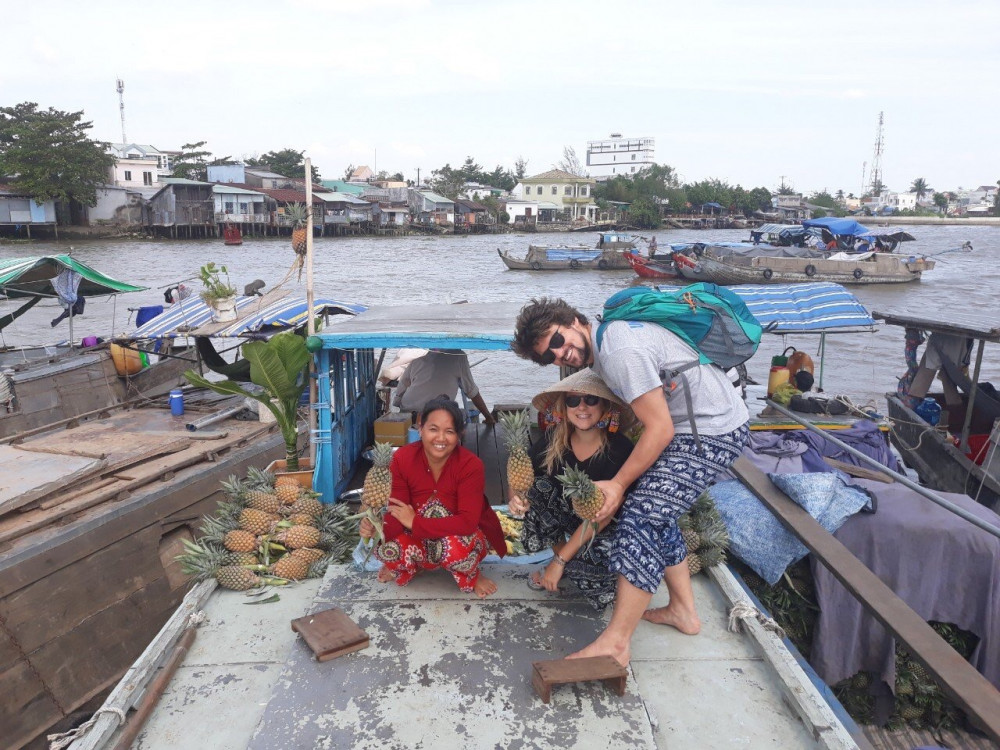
[0,255,146,298]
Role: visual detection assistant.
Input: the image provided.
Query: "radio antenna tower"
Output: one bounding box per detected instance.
[116,78,127,144]
[868,111,884,196]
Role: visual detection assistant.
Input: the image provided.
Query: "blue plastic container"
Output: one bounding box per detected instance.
[407,427,420,444]
[914,397,941,426]
[169,389,185,417]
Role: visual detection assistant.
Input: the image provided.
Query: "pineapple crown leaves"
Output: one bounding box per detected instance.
[555,464,598,497]
[370,441,395,467]
[284,201,308,228]
[498,409,531,448]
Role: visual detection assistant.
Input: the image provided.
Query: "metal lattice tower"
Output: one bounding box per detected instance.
[868,112,884,195]
[116,78,127,144]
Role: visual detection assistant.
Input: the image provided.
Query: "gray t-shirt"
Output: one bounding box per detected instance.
[590,321,749,435]
[393,349,479,412]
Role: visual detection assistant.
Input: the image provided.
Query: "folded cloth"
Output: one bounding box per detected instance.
[711,472,873,585]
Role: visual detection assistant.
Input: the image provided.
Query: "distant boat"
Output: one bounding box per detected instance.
[223,223,243,245]
[625,251,679,280]
[498,232,643,271]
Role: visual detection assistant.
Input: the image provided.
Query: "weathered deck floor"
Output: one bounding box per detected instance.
[129,563,855,749]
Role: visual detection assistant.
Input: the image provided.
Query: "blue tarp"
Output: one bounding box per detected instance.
[545,250,602,262]
[728,282,875,332]
[125,295,366,339]
[703,202,723,209]
[802,217,872,237]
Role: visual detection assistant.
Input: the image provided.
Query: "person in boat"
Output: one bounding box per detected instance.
[360,396,506,598]
[393,348,496,425]
[508,368,635,611]
[904,331,972,425]
[511,298,750,666]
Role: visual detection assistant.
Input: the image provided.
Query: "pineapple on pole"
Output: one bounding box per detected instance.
[304,157,317,472]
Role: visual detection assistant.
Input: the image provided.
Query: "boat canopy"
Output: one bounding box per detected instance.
[709,244,826,260]
[545,249,602,262]
[727,282,875,333]
[802,217,872,237]
[0,255,146,299]
[124,295,366,340]
[872,311,1000,343]
[307,302,523,351]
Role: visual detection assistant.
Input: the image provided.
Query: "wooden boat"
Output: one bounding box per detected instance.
[674,247,934,285]
[873,310,1000,514]
[0,256,192,437]
[625,251,678,279]
[0,287,365,749]
[222,223,243,245]
[498,232,642,271]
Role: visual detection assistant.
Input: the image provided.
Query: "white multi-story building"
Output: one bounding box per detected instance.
[585,134,655,179]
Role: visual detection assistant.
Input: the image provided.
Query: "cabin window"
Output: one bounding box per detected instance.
[143,171,153,185]
[225,201,234,213]
[580,186,588,196]
[124,170,132,181]
[564,186,572,196]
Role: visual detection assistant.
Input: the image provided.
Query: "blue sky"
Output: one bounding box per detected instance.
[4,0,997,195]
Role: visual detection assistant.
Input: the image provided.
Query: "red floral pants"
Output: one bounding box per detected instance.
[376,498,488,592]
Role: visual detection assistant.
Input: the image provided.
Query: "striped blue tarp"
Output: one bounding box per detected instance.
[545,250,602,262]
[125,295,366,339]
[727,282,875,333]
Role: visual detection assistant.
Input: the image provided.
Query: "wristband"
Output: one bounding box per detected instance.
[552,552,567,566]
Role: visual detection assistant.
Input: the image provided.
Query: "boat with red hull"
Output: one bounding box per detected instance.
[625,251,679,280]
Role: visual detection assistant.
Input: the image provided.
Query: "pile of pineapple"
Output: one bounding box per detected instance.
[678,492,730,575]
[178,466,358,591]
[496,511,526,556]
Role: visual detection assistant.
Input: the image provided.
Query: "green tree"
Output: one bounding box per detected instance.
[626,197,661,229]
[428,163,465,199]
[171,141,229,181]
[247,148,320,181]
[0,102,115,206]
[932,191,949,213]
[514,156,528,180]
[910,177,930,200]
[343,164,355,181]
[809,190,839,209]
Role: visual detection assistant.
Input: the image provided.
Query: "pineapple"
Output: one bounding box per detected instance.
[686,553,703,575]
[499,410,534,498]
[286,202,308,254]
[224,551,259,567]
[246,489,281,514]
[240,508,279,535]
[177,538,228,582]
[556,465,604,552]
[246,465,276,490]
[290,547,325,564]
[360,442,395,542]
[272,554,310,581]
[698,545,724,570]
[216,565,263,591]
[275,480,301,506]
[898,702,924,721]
[289,493,323,519]
[287,512,316,526]
[224,528,258,553]
[850,671,872,690]
[282,524,321,550]
[681,529,701,553]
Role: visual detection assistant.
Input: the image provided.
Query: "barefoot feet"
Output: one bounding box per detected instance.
[376,566,397,583]
[567,635,630,668]
[641,605,701,635]
[473,575,497,598]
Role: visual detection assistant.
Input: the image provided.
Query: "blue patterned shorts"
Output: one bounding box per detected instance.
[610,423,750,593]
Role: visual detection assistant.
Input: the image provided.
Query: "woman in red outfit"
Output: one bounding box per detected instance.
[359,396,506,598]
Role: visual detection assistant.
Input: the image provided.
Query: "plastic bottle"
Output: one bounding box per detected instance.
[914,397,941,426]
[169,389,185,417]
[767,366,791,398]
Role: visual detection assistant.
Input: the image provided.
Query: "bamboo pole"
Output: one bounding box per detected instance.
[305,158,317,470]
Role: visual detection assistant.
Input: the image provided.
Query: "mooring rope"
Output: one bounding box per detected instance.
[727,601,786,639]
[46,707,127,750]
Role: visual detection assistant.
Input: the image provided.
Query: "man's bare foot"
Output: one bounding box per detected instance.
[641,605,701,635]
[376,566,397,583]
[472,575,497,598]
[567,634,630,667]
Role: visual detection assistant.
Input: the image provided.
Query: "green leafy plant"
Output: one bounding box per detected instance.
[198,262,237,304]
[185,332,310,469]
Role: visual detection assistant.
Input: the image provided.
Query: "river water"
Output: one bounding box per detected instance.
[2,224,997,413]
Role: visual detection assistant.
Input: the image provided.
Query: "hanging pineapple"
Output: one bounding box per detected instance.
[285,202,308,280]
[499,410,534,502]
[556,465,604,552]
[359,442,395,543]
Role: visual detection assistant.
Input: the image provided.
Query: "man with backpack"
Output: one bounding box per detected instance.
[511,291,751,667]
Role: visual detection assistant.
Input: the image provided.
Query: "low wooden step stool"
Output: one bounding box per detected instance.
[291,607,369,662]
[531,656,627,704]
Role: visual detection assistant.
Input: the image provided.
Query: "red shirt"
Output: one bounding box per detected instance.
[383,441,505,556]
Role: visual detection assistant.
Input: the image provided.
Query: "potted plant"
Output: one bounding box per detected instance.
[199,262,238,322]
[184,332,311,477]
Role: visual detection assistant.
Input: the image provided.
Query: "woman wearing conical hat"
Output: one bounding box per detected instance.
[510,369,635,611]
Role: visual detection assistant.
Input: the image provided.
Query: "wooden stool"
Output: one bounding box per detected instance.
[291,607,369,662]
[531,656,627,704]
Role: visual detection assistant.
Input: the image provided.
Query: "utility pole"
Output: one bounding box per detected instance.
[869,111,884,196]
[116,78,127,144]
[778,175,788,193]
[861,161,867,197]
[416,167,421,187]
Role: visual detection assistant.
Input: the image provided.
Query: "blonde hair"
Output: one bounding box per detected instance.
[542,393,611,474]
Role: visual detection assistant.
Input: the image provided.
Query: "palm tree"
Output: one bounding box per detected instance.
[910,177,930,200]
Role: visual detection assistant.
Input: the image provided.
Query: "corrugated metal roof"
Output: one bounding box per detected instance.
[320,180,365,195]
[245,168,288,178]
[255,188,323,204]
[161,177,213,186]
[417,190,453,204]
[212,184,266,196]
[314,192,370,205]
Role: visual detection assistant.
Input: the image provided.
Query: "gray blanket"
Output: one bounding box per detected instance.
[810,480,1000,698]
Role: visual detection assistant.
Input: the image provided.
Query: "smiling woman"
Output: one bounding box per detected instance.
[359,396,508,598]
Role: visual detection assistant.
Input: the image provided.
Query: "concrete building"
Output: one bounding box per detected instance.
[513,170,597,222]
[585,134,655,180]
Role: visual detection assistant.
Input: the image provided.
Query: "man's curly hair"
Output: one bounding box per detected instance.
[511,297,588,364]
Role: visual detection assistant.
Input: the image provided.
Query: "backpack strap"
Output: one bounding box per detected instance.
[660,360,703,454]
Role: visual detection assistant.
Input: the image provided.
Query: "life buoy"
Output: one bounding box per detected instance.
[569,259,581,269]
[530,261,542,271]
[853,267,864,280]
[597,259,609,270]
[804,264,816,277]
[762,268,774,280]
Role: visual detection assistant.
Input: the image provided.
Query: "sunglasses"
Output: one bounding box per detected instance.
[538,329,565,365]
[565,394,602,407]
